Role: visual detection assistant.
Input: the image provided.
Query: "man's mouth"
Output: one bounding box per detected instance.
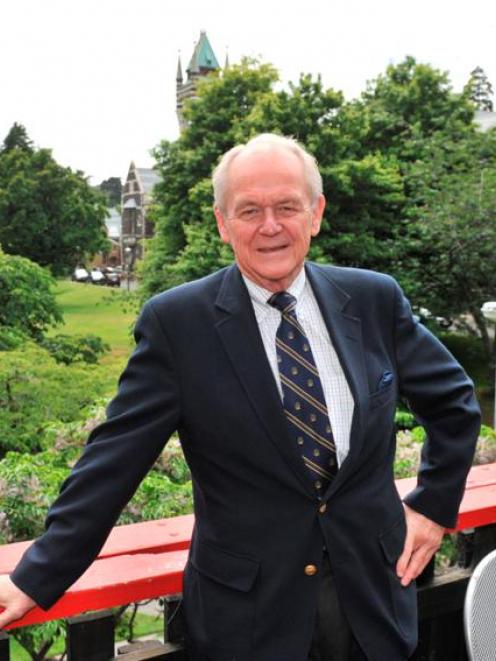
[257,244,289,254]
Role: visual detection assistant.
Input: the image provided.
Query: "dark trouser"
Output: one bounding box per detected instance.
[307,554,367,661]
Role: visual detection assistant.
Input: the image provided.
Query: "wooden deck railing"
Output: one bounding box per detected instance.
[1,464,496,659]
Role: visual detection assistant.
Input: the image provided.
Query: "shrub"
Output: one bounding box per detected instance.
[0,249,61,340]
[0,343,116,456]
[40,333,110,365]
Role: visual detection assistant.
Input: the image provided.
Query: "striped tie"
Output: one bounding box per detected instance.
[269,291,337,494]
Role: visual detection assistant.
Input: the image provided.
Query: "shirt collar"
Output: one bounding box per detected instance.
[242,267,307,313]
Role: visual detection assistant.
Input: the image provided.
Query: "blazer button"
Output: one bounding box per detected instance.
[304,564,318,576]
[318,503,327,514]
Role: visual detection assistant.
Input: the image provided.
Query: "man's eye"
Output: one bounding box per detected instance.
[277,205,298,217]
[239,208,260,220]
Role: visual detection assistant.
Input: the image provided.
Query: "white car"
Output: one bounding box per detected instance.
[72,267,89,283]
[89,268,105,284]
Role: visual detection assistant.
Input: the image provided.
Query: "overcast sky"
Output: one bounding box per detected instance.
[1,0,495,184]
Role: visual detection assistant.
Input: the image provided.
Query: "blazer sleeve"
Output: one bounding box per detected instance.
[11,300,181,609]
[393,282,481,528]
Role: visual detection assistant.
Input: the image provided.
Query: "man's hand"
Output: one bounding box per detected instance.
[0,575,36,629]
[396,504,445,587]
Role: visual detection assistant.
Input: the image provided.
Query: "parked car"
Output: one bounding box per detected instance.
[102,267,122,287]
[72,267,90,283]
[89,268,106,285]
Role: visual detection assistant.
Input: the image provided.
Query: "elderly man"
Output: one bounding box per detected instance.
[0,134,480,660]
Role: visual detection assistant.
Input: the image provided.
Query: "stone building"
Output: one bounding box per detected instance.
[121,163,160,266]
[176,31,220,132]
[119,32,221,272]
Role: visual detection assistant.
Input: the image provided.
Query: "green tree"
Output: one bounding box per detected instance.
[342,56,474,161]
[99,176,122,207]
[1,122,33,153]
[0,125,110,274]
[400,142,496,361]
[0,248,61,344]
[464,66,494,112]
[0,344,114,456]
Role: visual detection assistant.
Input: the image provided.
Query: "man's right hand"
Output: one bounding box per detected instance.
[0,575,36,629]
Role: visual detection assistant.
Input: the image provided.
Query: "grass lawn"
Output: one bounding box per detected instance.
[51,281,138,357]
[46,280,140,397]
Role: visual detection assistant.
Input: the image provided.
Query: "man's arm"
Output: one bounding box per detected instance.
[6,299,181,612]
[391,281,481,584]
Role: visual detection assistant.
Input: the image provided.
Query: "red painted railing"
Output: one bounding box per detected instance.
[1,463,496,630]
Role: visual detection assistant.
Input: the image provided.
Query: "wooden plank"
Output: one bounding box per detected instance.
[0,515,194,574]
[114,642,186,660]
[98,515,194,559]
[2,550,187,630]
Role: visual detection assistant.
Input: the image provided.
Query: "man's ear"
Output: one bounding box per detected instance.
[214,206,231,244]
[310,194,326,237]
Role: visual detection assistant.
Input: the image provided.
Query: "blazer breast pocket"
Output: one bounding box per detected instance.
[369,383,396,410]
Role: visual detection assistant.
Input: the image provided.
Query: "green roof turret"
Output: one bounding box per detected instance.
[187,31,219,74]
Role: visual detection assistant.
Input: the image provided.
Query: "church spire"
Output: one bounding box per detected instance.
[176,53,183,84]
[177,31,220,133]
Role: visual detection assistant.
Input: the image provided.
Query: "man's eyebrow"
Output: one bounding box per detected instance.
[234,199,258,208]
[234,196,302,209]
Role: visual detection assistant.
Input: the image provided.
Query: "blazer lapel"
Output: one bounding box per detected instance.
[214,265,315,497]
[305,264,368,491]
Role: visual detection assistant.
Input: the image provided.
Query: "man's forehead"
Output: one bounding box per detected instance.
[231,143,302,170]
[226,146,307,195]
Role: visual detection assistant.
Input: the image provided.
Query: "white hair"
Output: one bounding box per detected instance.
[212,133,323,213]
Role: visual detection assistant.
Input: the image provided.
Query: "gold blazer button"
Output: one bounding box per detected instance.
[304,564,318,576]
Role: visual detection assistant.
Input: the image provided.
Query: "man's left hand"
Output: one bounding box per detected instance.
[396,504,445,587]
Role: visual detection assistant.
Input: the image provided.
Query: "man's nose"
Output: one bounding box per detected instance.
[259,208,281,235]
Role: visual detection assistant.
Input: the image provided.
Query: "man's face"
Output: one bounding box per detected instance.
[214,147,325,292]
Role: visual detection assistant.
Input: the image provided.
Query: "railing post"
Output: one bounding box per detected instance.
[66,610,115,661]
[163,594,188,659]
[0,631,9,661]
[164,594,186,646]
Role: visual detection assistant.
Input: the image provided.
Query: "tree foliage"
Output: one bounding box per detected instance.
[0,344,114,457]
[464,66,494,112]
[142,56,477,304]
[99,176,122,207]
[0,124,110,274]
[400,137,496,359]
[1,122,33,153]
[0,248,61,343]
[40,333,110,365]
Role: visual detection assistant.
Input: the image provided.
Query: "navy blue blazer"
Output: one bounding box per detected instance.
[12,263,480,660]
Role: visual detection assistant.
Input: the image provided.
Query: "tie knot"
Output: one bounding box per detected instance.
[268,291,296,314]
